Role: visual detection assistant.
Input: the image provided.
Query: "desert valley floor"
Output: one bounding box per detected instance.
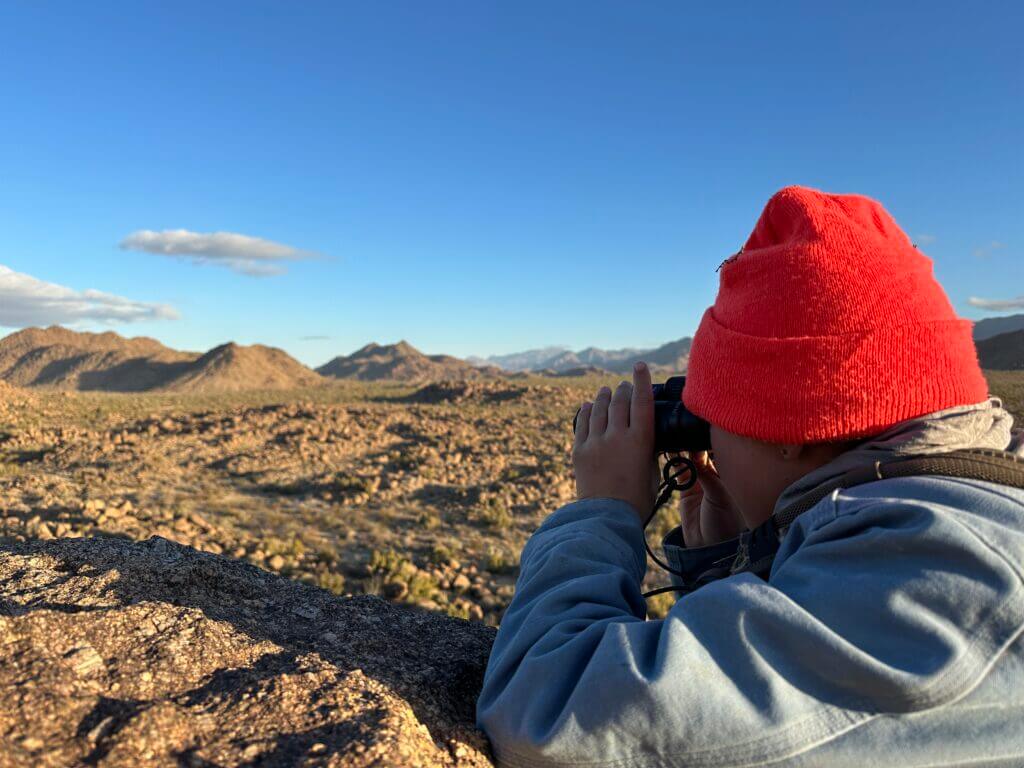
[2,371,1023,626]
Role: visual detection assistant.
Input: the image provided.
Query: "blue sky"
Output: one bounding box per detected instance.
[0,1,1020,367]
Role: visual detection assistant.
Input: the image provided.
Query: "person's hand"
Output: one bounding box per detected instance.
[670,450,745,547]
[573,362,659,523]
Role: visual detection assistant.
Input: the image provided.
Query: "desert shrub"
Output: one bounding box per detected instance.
[365,547,440,605]
[472,497,512,530]
[444,602,471,620]
[645,591,677,620]
[313,544,338,564]
[428,543,454,565]
[485,545,514,573]
[315,565,346,594]
[332,474,376,495]
[0,461,24,479]
[264,535,306,559]
[367,547,405,577]
[416,510,442,530]
[407,572,440,602]
[645,506,678,544]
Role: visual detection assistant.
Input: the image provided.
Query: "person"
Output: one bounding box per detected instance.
[476,186,1024,767]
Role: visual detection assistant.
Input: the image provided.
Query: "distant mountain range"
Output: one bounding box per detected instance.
[0,329,673,392]
[1,324,1019,393]
[0,327,322,392]
[317,341,502,382]
[973,313,1024,342]
[466,346,571,372]
[468,337,693,375]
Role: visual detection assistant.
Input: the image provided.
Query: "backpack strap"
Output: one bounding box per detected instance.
[772,447,1024,532]
[728,448,1024,582]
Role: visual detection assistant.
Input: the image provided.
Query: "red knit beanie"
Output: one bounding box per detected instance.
[682,185,989,444]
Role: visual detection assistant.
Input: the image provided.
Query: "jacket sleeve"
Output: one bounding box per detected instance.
[660,524,740,592]
[475,490,1024,768]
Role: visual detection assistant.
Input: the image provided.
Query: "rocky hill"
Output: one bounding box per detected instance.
[163,342,324,392]
[977,329,1024,371]
[0,326,195,390]
[318,341,502,382]
[0,327,323,392]
[974,313,1024,341]
[0,536,495,767]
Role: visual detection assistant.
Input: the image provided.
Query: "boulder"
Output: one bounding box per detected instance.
[0,536,496,766]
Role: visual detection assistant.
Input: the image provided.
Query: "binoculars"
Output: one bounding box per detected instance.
[572,376,711,453]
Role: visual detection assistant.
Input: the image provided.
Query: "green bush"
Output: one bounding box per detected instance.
[485,545,513,573]
[416,510,442,530]
[263,534,307,559]
[645,591,677,620]
[472,497,512,530]
[429,543,454,565]
[315,566,346,594]
[365,547,440,605]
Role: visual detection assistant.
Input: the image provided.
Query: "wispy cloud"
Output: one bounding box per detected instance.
[0,265,178,327]
[120,229,317,276]
[972,241,1006,259]
[968,295,1024,312]
[915,233,937,245]
[300,335,332,341]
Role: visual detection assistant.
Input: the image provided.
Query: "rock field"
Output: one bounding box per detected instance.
[0,377,673,630]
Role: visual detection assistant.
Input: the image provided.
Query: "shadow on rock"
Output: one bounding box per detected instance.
[0,536,497,767]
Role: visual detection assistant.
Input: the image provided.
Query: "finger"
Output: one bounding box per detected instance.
[694,451,717,476]
[609,380,632,431]
[630,361,654,436]
[575,402,592,445]
[695,453,728,492]
[589,386,611,436]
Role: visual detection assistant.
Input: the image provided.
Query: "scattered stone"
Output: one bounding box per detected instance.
[65,644,105,677]
[0,377,596,628]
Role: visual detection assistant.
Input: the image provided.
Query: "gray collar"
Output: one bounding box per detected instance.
[773,397,1024,518]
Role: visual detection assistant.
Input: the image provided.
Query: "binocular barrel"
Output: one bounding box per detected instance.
[572,376,711,453]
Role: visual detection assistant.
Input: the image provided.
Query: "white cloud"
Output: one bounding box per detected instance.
[972,241,1006,259]
[0,265,178,327]
[120,229,315,276]
[915,233,937,245]
[968,295,1024,311]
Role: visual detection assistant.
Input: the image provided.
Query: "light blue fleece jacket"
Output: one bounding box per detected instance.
[477,400,1024,767]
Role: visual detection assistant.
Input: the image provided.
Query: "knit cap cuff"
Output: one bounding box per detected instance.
[682,308,990,444]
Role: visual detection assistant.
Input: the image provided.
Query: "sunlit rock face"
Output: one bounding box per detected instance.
[0,536,496,767]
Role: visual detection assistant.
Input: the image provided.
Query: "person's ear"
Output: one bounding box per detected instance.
[779,443,805,461]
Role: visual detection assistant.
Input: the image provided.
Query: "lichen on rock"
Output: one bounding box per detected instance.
[0,536,496,767]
